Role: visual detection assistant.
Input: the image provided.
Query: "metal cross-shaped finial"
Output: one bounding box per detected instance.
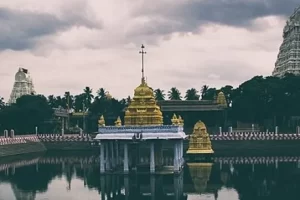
[139,44,147,80]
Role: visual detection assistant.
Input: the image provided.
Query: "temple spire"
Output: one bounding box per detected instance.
[139,44,146,83]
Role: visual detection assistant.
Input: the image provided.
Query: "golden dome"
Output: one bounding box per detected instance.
[134,78,154,97]
[124,78,163,126]
[194,120,207,131]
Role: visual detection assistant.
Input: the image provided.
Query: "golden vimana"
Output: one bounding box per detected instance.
[124,77,163,126]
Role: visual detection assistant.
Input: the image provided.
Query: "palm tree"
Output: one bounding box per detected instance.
[83,86,94,108]
[0,96,5,109]
[154,89,165,100]
[63,91,74,109]
[185,88,200,100]
[74,94,85,111]
[201,85,209,99]
[97,88,106,100]
[168,87,182,100]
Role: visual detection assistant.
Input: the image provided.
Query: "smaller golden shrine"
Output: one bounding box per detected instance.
[115,116,122,126]
[216,91,227,107]
[187,121,214,154]
[98,115,105,127]
[171,114,184,126]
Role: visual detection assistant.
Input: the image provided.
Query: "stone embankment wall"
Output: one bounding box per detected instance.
[0,134,46,158]
[0,130,97,158]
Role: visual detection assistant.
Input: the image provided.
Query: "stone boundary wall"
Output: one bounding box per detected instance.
[209,132,300,140]
[0,130,96,158]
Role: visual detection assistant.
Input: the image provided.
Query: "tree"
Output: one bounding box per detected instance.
[201,85,209,99]
[168,87,182,100]
[74,94,86,111]
[154,89,165,100]
[83,87,94,108]
[97,88,106,100]
[0,95,53,133]
[47,95,56,108]
[185,88,200,100]
[202,88,217,100]
[0,96,5,109]
[63,91,74,109]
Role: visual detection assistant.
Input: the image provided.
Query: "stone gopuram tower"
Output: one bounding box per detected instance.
[272,6,300,77]
[8,68,35,104]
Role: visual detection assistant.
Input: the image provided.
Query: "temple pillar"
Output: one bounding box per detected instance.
[150,142,155,173]
[115,141,119,166]
[174,141,179,173]
[110,142,115,168]
[100,143,105,174]
[124,143,129,173]
[180,140,184,166]
[105,142,111,171]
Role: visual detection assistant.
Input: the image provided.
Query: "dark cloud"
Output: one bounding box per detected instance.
[130,0,300,36]
[0,6,102,51]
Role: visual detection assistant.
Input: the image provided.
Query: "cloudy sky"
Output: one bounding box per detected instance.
[0,0,299,101]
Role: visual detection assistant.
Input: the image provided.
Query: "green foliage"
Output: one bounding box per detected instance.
[0,96,5,109]
[154,89,165,100]
[168,87,182,100]
[185,88,200,100]
[0,95,53,133]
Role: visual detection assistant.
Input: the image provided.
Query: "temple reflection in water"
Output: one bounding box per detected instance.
[1,154,300,199]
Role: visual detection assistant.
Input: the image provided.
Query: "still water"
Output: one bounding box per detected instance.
[0,153,300,200]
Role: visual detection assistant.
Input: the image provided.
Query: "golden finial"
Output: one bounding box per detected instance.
[139,44,147,83]
[171,113,179,125]
[216,91,227,107]
[98,115,105,127]
[178,115,184,126]
[115,116,122,126]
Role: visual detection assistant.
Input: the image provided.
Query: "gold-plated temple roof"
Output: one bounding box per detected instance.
[124,78,163,126]
[216,91,227,107]
[187,120,214,154]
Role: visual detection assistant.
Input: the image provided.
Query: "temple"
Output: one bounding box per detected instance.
[8,68,35,104]
[272,6,300,77]
[94,45,187,174]
[186,121,214,160]
[157,91,228,132]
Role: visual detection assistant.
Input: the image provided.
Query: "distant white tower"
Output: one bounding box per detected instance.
[272,7,300,77]
[8,68,36,104]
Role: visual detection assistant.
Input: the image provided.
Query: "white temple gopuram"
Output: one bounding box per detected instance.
[8,68,35,104]
[272,6,300,77]
[94,45,187,174]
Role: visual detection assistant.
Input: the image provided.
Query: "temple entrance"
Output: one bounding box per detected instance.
[129,143,140,172]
